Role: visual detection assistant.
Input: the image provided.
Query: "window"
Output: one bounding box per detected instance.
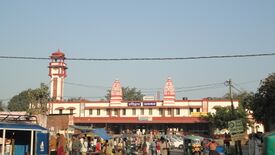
[122,109,126,115]
[189,108,194,115]
[176,108,180,115]
[59,109,63,114]
[159,108,163,115]
[114,109,118,115]
[196,108,200,112]
[167,108,172,115]
[70,109,74,114]
[141,108,144,115]
[132,109,136,115]
[107,109,110,115]
[89,109,93,115]
[97,109,100,115]
[149,109,153,115]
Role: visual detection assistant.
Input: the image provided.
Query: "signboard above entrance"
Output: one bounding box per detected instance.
[143,102,156,106]
[128,102,141,106]
[127,102,157,106]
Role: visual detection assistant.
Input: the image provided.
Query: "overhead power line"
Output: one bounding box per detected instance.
[65,82,109,89]
[175,82,224,90]
[0,53,275,61]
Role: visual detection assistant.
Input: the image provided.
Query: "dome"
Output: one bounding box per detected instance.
[50,49,65,58]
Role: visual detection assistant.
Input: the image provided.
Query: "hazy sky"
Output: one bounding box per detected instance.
[0,1,275,102]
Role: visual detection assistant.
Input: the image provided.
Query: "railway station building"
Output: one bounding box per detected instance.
[47,50,239,134]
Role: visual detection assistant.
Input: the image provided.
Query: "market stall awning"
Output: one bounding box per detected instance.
[92,128,112,140]
[69,125,112,140]
[0,123,47,131]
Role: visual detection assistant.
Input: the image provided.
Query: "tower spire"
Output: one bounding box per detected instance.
[110,79,123,104]
[48,49,67,101]
[163,77,176,104]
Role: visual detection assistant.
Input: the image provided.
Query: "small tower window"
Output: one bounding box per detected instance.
[69,109,74,114]
[176,108,180,115]
[189,108,194,115]
[167,108,172,115]
[107,109,110,115]
[149,109,153,115]
[59,109,63,114]
[114,109,118,115]
[132,109,136,115]
[159,108,163,115]
[140,109,144,115]
[89,109,93,115]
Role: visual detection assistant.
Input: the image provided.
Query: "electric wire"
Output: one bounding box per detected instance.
[175,82,224,90]
[65,82,109,89]
[176,84,225,93]
[0,53,275,61]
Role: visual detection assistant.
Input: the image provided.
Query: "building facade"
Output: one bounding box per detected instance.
[47,50,239,134]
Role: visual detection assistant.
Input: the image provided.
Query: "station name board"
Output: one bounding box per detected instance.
[143,102,157,106]
[128,102,141,106]
[127,102,157,106]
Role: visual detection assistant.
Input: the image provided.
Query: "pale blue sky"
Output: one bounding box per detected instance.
[0,0,275,101]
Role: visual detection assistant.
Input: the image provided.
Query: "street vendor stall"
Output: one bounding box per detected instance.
[0,122,48,155]
[70,125,112,140]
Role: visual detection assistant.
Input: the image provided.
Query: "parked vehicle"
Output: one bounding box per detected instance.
[169,137,184,149]
[183,135,204,155]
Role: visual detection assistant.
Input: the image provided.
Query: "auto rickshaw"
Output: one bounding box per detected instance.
[183,135,204,155]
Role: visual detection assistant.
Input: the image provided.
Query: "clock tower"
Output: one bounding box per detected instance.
[48,49,67,101]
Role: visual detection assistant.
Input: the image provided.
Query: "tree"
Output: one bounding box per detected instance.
[8,90,30,111]
[66,97,83,102]
[206,106,248,131]
[0,100,4,111]
[8,83,50,114]
[249,73,275,132]
[105,87,144,101]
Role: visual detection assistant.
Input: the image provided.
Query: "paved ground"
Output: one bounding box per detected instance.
[163,144,249,155]
[135,144,249,155]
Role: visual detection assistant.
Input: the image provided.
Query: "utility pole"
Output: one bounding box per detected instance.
[226,79,243,155]
[228,79,235,115]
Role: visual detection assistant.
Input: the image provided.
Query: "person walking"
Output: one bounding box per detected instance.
[80,136,88,155]
[57,134,66,155]
[71,135,81,155]
[254,132,263,155]
[142,137,150,155]
[95,138,102,154]
[106,141,114,155]
[207,140,219,155]
[150,139,157,155]
[248,133,255,155]
[49,135,57,155]
[156,139,161,155]
[159,137,168,155]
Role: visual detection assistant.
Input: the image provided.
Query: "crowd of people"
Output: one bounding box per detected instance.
[48,133,172,155]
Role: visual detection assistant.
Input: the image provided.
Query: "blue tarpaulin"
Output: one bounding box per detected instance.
[69,126,112,140]
[92,128,112,140]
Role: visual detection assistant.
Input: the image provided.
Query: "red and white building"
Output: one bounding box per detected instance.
[47,50,239,134]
